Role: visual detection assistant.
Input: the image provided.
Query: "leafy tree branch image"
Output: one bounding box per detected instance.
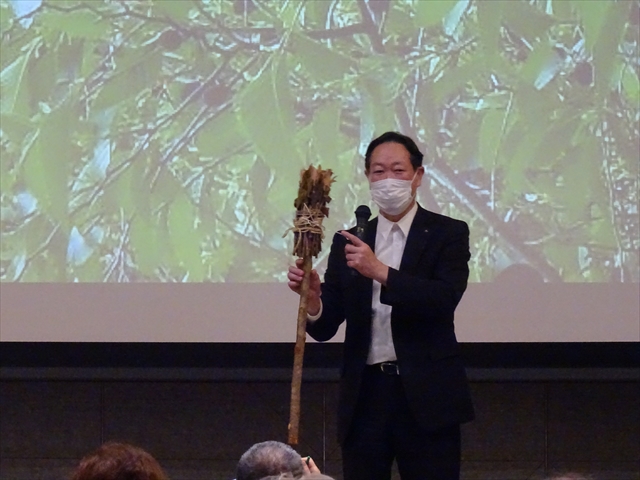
[0,0,638,283]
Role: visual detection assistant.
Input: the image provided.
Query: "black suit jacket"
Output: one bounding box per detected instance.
[307,205,475,444]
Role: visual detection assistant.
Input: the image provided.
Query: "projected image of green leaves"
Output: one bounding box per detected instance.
[1,0,638,283]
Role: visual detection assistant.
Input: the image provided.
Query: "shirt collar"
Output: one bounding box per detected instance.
[377,202,418,242]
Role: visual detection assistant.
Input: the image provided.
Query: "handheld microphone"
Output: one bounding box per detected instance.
[351,205,372,276]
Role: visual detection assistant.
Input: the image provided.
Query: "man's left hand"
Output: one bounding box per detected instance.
[341,230,389,285]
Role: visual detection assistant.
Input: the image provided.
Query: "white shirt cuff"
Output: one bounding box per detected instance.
[307,301,323,322]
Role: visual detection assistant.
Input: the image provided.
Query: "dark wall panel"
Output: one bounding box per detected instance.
[1,380,638,480]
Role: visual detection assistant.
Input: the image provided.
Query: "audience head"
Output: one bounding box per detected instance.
[236,441,304,480]
[259,475,334,480]
[546,473,593,480]
[70,441,168,480]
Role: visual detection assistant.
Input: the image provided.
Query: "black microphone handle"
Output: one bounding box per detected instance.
[351,205,371,276]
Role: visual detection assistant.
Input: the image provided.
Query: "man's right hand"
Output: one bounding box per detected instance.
[287,258,322,316]
[301,455,321,474]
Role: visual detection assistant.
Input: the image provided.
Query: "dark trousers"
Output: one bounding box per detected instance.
[342,365,461,480]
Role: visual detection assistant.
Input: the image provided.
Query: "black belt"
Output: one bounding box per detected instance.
[368,361,400,375]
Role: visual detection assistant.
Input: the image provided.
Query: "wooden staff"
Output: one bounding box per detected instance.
[286,166,334,446]
[289,253,311,446]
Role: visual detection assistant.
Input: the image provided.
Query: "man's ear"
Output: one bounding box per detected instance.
[414,166,425,187]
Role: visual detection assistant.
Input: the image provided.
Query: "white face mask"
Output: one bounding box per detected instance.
[370,174,416,216]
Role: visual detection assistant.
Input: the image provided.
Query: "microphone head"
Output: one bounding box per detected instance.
[354,205,371,220]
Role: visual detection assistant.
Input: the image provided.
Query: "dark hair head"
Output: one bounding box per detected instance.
[236,441,304,480]
[70,442,168,480]
[364,131,424,172]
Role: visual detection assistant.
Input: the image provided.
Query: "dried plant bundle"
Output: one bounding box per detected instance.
[290,165,334,258]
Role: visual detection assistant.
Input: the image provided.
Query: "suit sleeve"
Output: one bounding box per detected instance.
[380,220,470,320]
[305,232,347,342]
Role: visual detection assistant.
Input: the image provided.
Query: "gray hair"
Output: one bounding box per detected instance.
[260,474,335,480]
[546,474,593,480]
[236,441,304,480]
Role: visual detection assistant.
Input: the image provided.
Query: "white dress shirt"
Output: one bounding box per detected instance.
[367,202,418,364]
[307,202,418,364]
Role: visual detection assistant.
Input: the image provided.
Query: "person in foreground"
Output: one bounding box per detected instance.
[546,474,592,480]
[288,132,474,480]
[260,475,334,480]
[236,440,321,480]
[70,441,168,480]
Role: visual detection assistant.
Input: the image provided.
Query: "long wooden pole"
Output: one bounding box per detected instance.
[288,253,312,446]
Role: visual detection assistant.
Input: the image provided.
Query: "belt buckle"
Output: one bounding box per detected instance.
[379,362,399,375]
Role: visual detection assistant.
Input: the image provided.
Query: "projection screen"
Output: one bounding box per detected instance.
[1,0,638,343]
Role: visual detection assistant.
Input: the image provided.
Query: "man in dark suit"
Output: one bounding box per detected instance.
[288,132,474,480]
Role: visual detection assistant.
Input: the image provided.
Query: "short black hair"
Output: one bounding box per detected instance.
[364,131,424,171]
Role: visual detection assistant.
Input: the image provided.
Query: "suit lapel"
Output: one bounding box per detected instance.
[399,206,433,273]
